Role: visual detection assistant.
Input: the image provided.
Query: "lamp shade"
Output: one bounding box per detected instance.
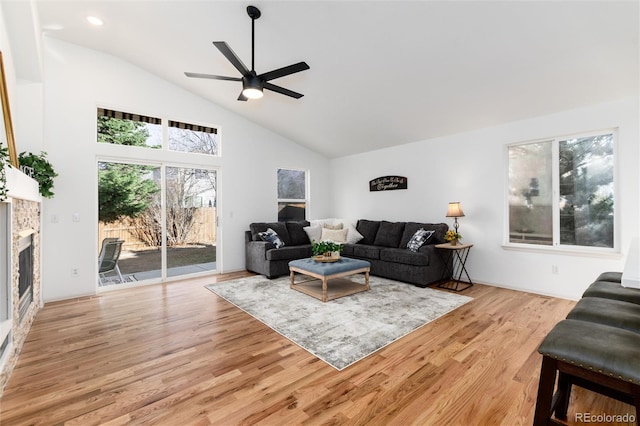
[446,202,465,218]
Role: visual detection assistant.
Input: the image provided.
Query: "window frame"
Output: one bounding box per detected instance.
[504,128,620,256]
[277,168,309,221]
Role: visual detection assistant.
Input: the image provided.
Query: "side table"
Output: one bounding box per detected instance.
[435,242,473,291]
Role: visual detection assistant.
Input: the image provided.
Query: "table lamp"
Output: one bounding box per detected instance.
[446,202,465,234]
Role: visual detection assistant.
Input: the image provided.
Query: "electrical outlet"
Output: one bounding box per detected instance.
[71,268,79,277]
[552,265,559,274]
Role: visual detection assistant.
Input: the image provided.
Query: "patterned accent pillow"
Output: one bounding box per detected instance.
[258,228,286,248]
[406,228,435,252]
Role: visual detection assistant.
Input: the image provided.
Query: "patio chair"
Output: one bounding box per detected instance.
[98,238,125,285]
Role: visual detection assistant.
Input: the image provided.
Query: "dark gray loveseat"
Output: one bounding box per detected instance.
[245,219,450,287]
[245,221,313,279]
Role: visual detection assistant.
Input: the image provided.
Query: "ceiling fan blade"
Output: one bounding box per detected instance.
[213,41,250,76]
[237,92,248,101]
[184,72,242,81]
[264,82,304,99]
[259,62,310,82]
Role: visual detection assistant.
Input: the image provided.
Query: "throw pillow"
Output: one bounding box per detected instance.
[345,222,364,244]
[258,228,286,248]
[406,228,435,252]
[321,227,348,243]
[303,224,322,243]
[323,223,344,230]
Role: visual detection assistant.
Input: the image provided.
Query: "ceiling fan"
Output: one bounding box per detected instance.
[185,5,310,101]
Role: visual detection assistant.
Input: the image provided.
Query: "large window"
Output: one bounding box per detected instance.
[277,169,307,221]
[508,130,615,250]
[96,108,218,286]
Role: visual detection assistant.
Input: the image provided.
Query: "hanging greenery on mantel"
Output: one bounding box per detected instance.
[0,149,58,201]
[18,151,58,198]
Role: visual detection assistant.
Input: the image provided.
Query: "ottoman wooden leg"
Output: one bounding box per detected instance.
[322,277,328,302]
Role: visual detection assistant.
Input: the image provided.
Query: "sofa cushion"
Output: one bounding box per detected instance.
[380,248,429,266]
[406,228,435,252]
[250,222,292,245]
[258,228,286,248]
[341,244,355,256]
[400,222,449,246]
[353,244,381,259]
[356,220,381,245]
[266,245,312,261]
[373,221,406,248]
[286,220,311,245]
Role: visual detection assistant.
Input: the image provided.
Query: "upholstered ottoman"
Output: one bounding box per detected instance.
[288,257,371,302]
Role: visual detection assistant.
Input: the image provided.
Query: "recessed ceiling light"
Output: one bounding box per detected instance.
[86,16,103,26]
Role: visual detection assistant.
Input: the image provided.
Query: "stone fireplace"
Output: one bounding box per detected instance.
[17,230,35,323]
[0,166,41,394]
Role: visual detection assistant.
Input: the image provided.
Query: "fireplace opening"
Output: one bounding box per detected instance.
[17,233,34,323]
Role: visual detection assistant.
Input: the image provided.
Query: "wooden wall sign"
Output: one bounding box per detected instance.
[369,176,408,192]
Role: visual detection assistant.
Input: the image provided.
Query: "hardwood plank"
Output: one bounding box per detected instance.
[0,274,635,425]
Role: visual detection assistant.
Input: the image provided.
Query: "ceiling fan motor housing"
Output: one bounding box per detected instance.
[243,73,264,91]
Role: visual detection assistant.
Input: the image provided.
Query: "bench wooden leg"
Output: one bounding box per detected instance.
[554,372,572,421]
[534,356,558,426]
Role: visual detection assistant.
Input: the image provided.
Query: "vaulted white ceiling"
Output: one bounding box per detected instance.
[23,1,640,158]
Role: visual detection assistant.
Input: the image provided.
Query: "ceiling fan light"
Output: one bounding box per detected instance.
[242,87,263,99]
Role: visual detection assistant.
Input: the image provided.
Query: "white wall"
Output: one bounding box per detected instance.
[330,97,640,300]
[40,37,331,301]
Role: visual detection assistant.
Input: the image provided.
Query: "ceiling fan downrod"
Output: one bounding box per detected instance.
[247,5,261,73]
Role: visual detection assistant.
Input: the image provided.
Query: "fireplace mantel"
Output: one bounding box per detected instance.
[4,165,40,202]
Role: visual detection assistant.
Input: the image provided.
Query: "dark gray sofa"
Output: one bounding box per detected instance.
[341,220,449,286]
[245,219,450,286]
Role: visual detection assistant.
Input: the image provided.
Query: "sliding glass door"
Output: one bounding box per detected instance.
[97,161,217,286]
[165,166,216,278]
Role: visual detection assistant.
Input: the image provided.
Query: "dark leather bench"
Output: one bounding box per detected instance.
[534,319,640,425]
[582,280,640,305]
[534,272,640,425]
[567,297,640,333]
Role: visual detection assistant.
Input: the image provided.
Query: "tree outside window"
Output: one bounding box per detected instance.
[508,131,615,249]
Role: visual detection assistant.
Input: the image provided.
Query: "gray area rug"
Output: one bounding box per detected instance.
[205,275,472,370]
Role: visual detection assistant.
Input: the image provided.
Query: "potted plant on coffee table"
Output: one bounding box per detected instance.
[311,240,343,261]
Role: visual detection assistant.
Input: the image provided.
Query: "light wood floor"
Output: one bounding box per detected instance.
[0,272,635,425]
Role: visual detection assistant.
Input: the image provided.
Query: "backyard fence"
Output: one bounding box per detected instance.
[99,207,216,251]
